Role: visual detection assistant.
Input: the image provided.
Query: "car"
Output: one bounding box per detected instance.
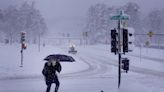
[68,44,77,54]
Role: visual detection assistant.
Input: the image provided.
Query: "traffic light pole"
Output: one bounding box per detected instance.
[111,10,129,88]
[118,19,121,88]
[118,53,121,88]
[20,46,23,67]
[20,31,26,67]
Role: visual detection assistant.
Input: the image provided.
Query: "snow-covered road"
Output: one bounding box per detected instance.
[0,44,164,92]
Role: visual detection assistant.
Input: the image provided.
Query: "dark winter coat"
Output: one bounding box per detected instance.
[42,62,62,83]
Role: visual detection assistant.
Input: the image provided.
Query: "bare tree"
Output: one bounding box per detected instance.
[123,2,141,33]
[85,4,114,44]
[1,1,47,44]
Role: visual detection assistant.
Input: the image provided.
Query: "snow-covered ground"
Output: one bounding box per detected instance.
[0,43,164,92]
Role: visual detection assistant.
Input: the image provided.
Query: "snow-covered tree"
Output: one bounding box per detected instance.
[147,10,162,32]
[144,9,164,44]
[85,4,114,44]
[1,1,47,44]
[160,9,164,34]
[0,9,6,43]
[18,1,47,43]
[123,2,141,33]
[0,9,3,20]
[3,6,20,44]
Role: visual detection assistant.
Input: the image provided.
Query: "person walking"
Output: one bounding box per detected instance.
[42,59,62,92]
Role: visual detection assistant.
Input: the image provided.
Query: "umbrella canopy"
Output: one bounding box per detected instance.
[44,54,75,62]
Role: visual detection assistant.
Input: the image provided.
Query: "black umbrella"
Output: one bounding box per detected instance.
[44,54,75,62]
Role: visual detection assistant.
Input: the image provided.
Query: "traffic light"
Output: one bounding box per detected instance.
[21,32,26,43]
[111,29,118,54]
[121,58,129,73]
[128,28,135,52]
[122,28,135,53]
[123,29,128,53]
[20,31,27,50]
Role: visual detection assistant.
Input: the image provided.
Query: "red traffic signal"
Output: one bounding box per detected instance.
[22,43,27,49]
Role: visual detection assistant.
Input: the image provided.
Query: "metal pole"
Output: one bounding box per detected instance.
[38,34,40,52]
[118,19,121,88]
[158,36,160,49]
[20,48,23,67]
[118,53,121,88]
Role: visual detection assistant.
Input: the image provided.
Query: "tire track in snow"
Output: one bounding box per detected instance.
[79,46,164,77]
[84,51,164,77]
[0,47,112,80]
[90,46,164,63]
[61,54,111,79]
[57,46,113,79]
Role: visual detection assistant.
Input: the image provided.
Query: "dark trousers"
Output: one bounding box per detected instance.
[46,77,60,92]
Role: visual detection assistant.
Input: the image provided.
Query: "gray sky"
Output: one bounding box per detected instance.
[36,0,164,19]
[1,0,164,19]
[0,0,164,30]
[34,0,164,19]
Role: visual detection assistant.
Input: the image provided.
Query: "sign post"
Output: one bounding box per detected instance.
[111,10,129,88]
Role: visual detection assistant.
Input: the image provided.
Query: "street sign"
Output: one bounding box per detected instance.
[111,15,129,20]
[111,11,129,20]
[147,31,154,37]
